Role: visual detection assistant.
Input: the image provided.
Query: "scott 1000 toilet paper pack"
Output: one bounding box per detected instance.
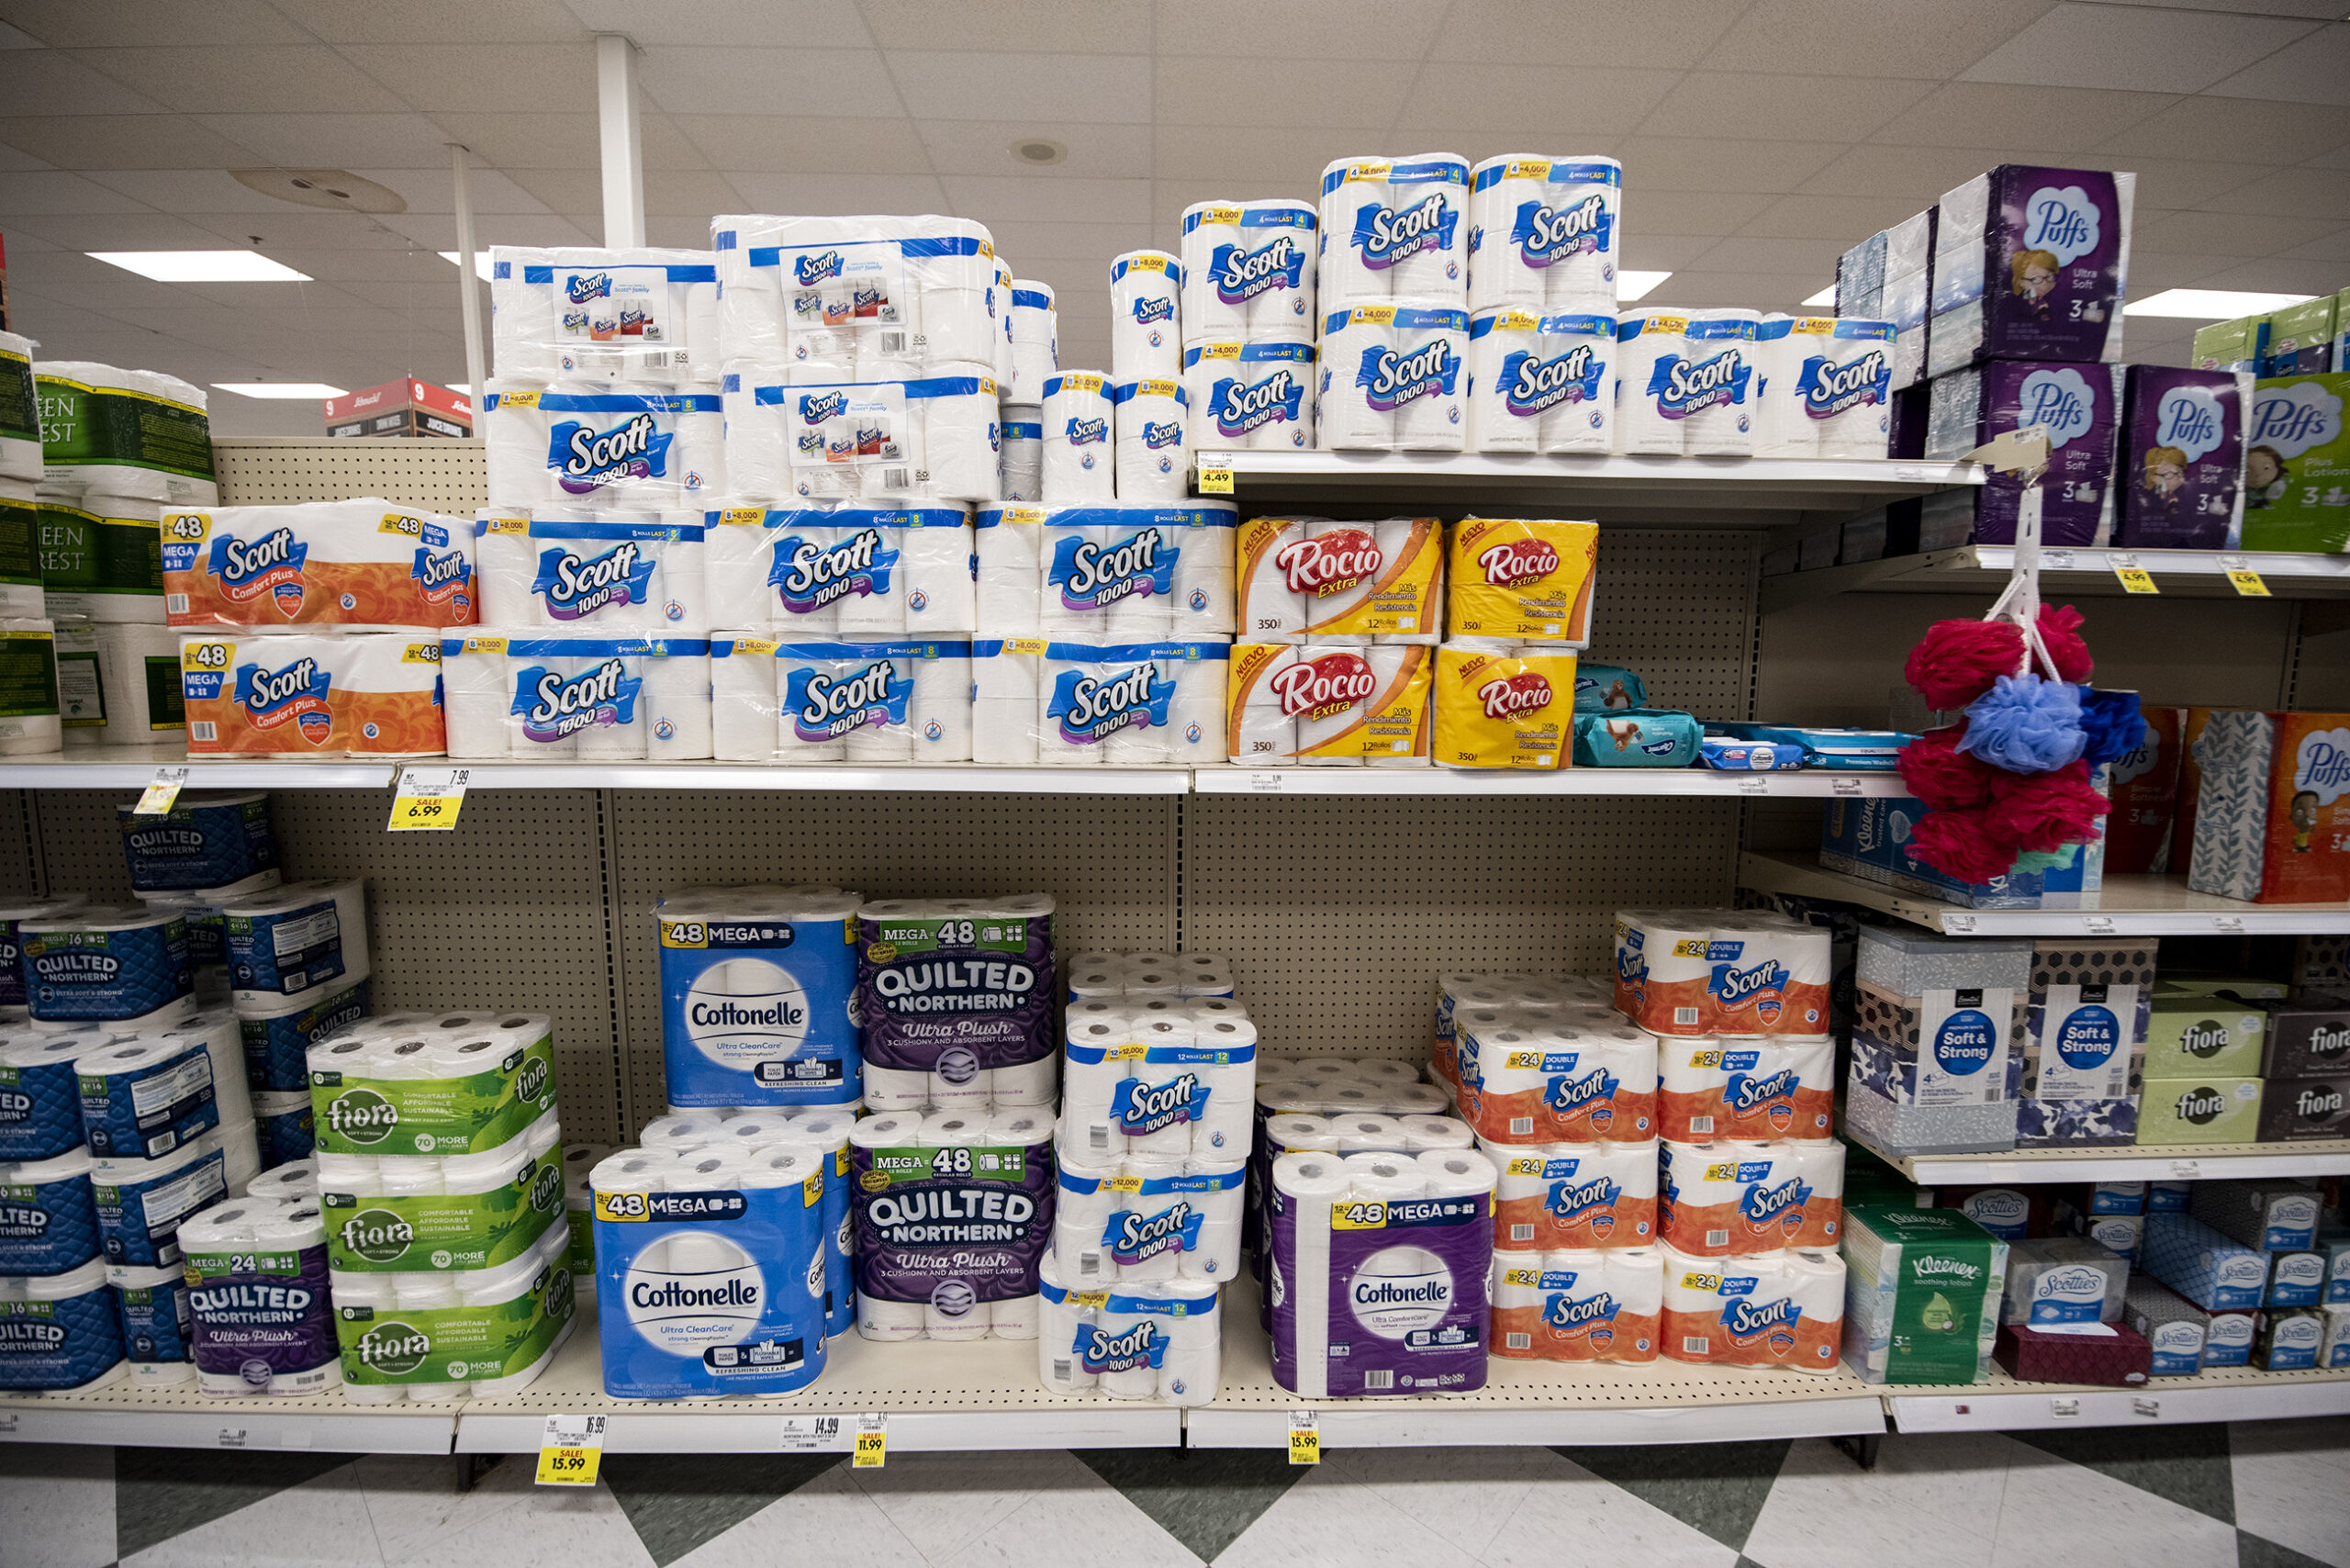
[487,247,721,385]
[703,505,977,637]
[1179,201,1316,343]
[970,640,1228,767]
[1036,1254,1221,1404]
[483,386,723,511]
[1467,156,1622,312]
[974,504,1237,641]
[473,510,706,632]
[442,633,712,760]
[721,373,1001,507]
[656,888,864,1109]
[710,638,968,764]
[710,214,999,376]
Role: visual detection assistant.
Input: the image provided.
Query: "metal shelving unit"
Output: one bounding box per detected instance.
[1764,544,2350,614]
[1885,1365,2350,1434]
[1847,1130,2350,1185]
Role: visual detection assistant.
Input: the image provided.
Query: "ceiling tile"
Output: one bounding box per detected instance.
[1617,234,1719,270]
[0,49,165,114]
[1736,193,1925,241]
[1,0,307,47]
[1432,0,1747,68]
[920,120,1152,180]
[638,47,901,120]
[1152,123,1372,188]
[1,249,193,308]
[563,0,863,45]
[937,174,1152,226]
[1796,143,2070,200]
[351,167,550,215]
[264,247,465,283]
[2191,163,2350,218]
[0,113,260,171]
[2098,93,2350,164]
[289,0,593,42]
[718,171,949,214]
[864,0,1137,50]
[501,166,599,213]
[0,168,157,214]
[0,294,145,340]
[640,171,744,218]
[1637,270,1829,308]
[2205,23,2350,106]
[2125,158,2277,210]
[334,43,597,112]
[2190,255,2350,295]
[1883,83,2177,151]
[0,21,36,46]
[1637,73,1932,142]
[1688,235,1847,274]
[0,142,53,171]
[2131,207,2341,252]
[72,45,411,113]
[371,210,596,249]
[1409,62,1679,138]
[81,168,295,212]
[1961,4,2320,93]
[1155,57,1415,131]
[983,221,1158,265]
[1618,137,1846,195]
[670,115,932,175]
[195,112,463,169]
[420,113,595,170]
[1153,0,1442,59]
[883,50,1153,125]
[1626,189,1778,236]
[176,207,422,248]
[1697,0,2061,78]
[2123,251,2239,290]
[2274,224,2350,262]
[0,210,252,249]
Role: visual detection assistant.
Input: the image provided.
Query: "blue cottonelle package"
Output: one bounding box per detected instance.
[115,790,278,895]
[656,885,864,1108]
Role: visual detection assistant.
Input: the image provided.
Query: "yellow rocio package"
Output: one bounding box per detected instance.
[1446,518,1598,644]
[1430,644,1577,769]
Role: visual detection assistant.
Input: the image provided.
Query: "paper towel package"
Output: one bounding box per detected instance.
[970,639,1228,767]
[178,1198,342,1396]
[856,895,1056,1114]
[33,363,217,505]
[22,903,194,1034]
[1268,1148,1496,1396]
[1752,317,1895,459]
[1035,1257,1221,1403]
[1431,643,1574,769]
[709,215,999,375]
[1849,929,2031,1155]
[1489,1138,1658,1250]
[703,504,976,636]
[35,495,162,622]
[849,1109,1052,1341]
[1234,515,1443,644]
[445,631,712,760]
[1318,157,1471,310]
[0,1259,126,1393]
[1927,167,2134,375]
[1492,1247,1662,1363]
[1466,156,1621,313]
[0,332,39,483]
[2115,366,2251,549]
[1660,1242,1846,1372]
[307,1013,557,1160]
[1225,642,1432,767]
[116,792,275,895]
[1456,1011,1657,1143]
[1052,1154,1247,1284]
[1183,341,1316,451]
[1464,309,1616,454]
[591,1144,827,1397]
[1615,910,1833,1039]
[2002,1236,2128,1327]
[1841,1204,2006,1385]
[1179,200,1317,343]
[1659,1139,1843,1256]
[56,622,186,745]
[2187,711,2350,905]
[160,500,477,631]
[1317,306,1470,453]
[180,633,446,757]
[487,246,720,385]
[473,510,706,632]
[720,371,1001,506]
[1921,361,2124,547]
[975,503,1237,641]
[1656,1036,1834,1142]
[655,888,862,1109]
[1109,252,1183,379]
[1447,518,1598,645]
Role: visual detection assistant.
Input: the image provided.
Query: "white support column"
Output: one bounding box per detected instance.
[597,33,646,250]
[449,143,487,408]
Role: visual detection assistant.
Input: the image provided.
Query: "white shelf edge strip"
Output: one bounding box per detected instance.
[1183,1395,1883,1449]
[1887,1374,2350,1433]
[454,1406,1182,1453]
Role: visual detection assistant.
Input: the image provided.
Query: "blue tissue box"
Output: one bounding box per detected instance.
[2142,1213,2270,1311]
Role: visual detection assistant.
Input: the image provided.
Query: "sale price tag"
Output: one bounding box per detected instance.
[2107,553,2157,594]
[387,767,469,832]
[854,1413,887,1469]
[2224,568,2269,598]
[1289,1410,1321,1466]
[132,766,188,816]
[1196,464,1234,495]
[536,1413,605,1486]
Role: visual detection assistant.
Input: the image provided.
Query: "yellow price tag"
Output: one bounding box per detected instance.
[386,767,469,832]
[854,1413,887,1468]
[1289,1410,1320,1465]
[535,1413,605,1486]
[1197,464,1234,495]
[2225,567,2269,597]
[132,766,188,816]
[2113,567,2158,595]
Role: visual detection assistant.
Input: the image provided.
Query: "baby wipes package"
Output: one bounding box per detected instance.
[180,633,445,757]
[161,500,476,630]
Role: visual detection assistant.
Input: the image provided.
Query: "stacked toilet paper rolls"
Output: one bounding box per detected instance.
[0,619,62,756]
[1042,372,1115,502]
[710,637,968,764]
[127,888,231,1009]
[0,1024,103,1158]
[1111,380,1189,502]
[1063,947,1238,1002]
[1010,281,1058,403]
[655,887,864,1109]
[692,1105,859,1338]
[1751,317,1896,459]
[1109,252,1184,379]
[33,362,218,505]
[0,331,39,484]
[710,216,999,376]
[1612,308,1689,455]
[444,631,713,759]
[482,386,724,510]
[1467,156,1622,312]
[1611,909,1833,1037]
[237,980,368,1099]
[1657,1138,1845,1256]
[216,879,368,1008]
[1492,1247,1662,1362]
[848,1108,1053,1342]
[487,246,722,386]
[1246,1064,1456,1287]
[1036,1253,1221,1404]
[1233,515,1444,644]
[1465,310,1616,454]
[38,494,162,624]
[1655,1035,1836,1141]
[1446,517,1599,645]
[720,370,1002,506]
[161,499,478,631]
[1454,1008,1659,1143]
[1182,341,1316,451]
[1490,1138,1659,1251]
[1430,642,1576,769]
[330,1210,575,1404]
[1429,972,1611,1094]
[1658,1239,1846,1372]
[474,510,706,631]
[0,476,40,620]
[116,794,274,897]
[1001,409,1043,502]
[856,894,1058,1114]
[306,1012,558,1161]
[1053,1153,1247,1283]
[1224,641,1432,766]
[974,503,1237,641]
[243,1153,315,1204]
[703,503,976,636]
[55,622,185,745]
[559,1141,607,1280]
[0,1258,127,1393]
[1179,201,1317,343]
[1625,308,1757,456]
[1059,1009,1259,1166]
[971,639,1229,766]
[1317,306,1471,452]
[22,903,196,1036]
[111,1258,194,1385]
[252,1089,312,1167]
[178,1197,343,1395]
[92,1110,262,1270]
[179,631,449,757]
[0,1145,98,1275]
[1318,157,1472,309]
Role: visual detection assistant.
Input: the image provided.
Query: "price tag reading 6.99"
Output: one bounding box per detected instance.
[387,767,470,832]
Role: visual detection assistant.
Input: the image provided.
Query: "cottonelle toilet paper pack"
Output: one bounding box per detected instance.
[1465,310,1615,454]
[721,372,1002,507]
[443,632,712,760]
[1318,307,1470,453]
[180,633,446,757]
[975,504,1237,640]
[703,505,976,637]
[1179,201,1317,343]
[709,637,968,764]
[483,386,724,511]
[475,510,705,633]
[1467,156,1622,312]
[656,888,864,1109]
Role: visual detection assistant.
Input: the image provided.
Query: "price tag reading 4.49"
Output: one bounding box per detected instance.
[1196,463,1234,495]
[387,767,470,832]
[536,1413,605,1486]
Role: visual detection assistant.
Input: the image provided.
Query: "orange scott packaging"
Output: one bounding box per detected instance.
[181,632,445,756]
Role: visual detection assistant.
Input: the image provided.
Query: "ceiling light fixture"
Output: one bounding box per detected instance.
[1801,286,1838,308]
[1010,138,1067,165]
[212,382,349,399]
[440,252,496,281]
[90,252,311,283]
[1617,271,1672,302]
[2126,288,2314,319]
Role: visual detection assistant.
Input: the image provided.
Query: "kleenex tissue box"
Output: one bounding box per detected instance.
[2142,1213,2270,1310]
[2002,1237,2127,1327]
[2188,1179,2322,1252]
[1995,1321,2152,1386]
[1841,1204,2007,1386]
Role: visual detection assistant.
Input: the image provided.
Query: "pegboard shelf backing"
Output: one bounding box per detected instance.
[210,437,488,512]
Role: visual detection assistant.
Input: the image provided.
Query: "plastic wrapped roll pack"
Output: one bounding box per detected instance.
[710,215,999,375]
[482,386,724,511]
[972,503,1237,640]
[856,895,1058,1113]
[655,887,865,1109]
[474,510,708,632]
[178,1198,343,1395]
[487,245,722,385]
[710,637,968,764]
[848,1109,1052,1342]
[443,631,712,760]
[0,1258,126,1393]
[178,632,448,758]
[702,504,976,636]
[159,499,477,630]
[720,371,1002,507]
[1036,1255,1221,1404]
[114,790,277,895]
[969,639,1228,767]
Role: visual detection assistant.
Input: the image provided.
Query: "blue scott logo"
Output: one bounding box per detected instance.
[1350,195,1457,270]
[207,527,309,615]
[532,541,656,620]
[413,548,470,605]
[1064,415,1108,447]
[1709,958,1786,1023]
[1050,528,1170,611]
[1212,370,1304,440]
[789,659,906,742]
[1545,1174,1620,1223]
[1109,1072,1203,1137]
[1727,1067,1796,1114]
[793,251,845,286]
[1107,1200,1203,1265]
[550,413,672,495]
[769,527,895,613]
[1051,661,1175,744]
[1356,339,1460,412]
[1502,345,1603,418]
[1740,1177,1808,1234]
[1212,236,1305,306]
[1648,349,1751,420]
[1723,1294,1799,1344]
[1130,295,1175,325]
[1510,196,1610,265]
[1797,351,1889,420]
[1079,1319,1166,1375]
[1141,419,1182,450]
[798,390,848,425]
[1543,1067,1618,1120]
[1543,1290,1618,1329]
[514,657,639,743]
[565,272,612,303]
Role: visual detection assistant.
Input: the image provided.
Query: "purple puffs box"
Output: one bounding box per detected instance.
[1922,360,2123,547]
[2116,367,2252,550]
[1929,166,2134,374]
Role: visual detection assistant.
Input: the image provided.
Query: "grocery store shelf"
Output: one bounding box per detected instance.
[1847,1131,2350,1185]
[1184,1282,1885,1449]
[1886,1363,2350,1434]
[1740,850,2350,936]
[0,1380,456,1454]
[0,748,396,790]
[1191,450,1980,524]
[1192,767,1906,797]
[443,760,1195,795]
[1763,544,2350,614]
[453,1311,1179,1453]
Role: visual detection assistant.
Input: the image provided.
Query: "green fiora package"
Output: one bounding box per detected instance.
[319,1138,565,1274]
[306,1014,556,1158]
[2242,373,2350,553]
[333,1221,577,1396]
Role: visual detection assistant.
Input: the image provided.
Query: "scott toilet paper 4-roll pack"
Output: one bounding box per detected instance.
[720,371,1001,507]
[1318,307,1469,453]
[1183,341,1315,452]
[1467,157,1621,312]
[488,246,721,386]
[711,638,968,764]
[971,640,1227,767]
[1318,158,1470,310]
[1180,202,1316,343]
[1465,310,1615,454]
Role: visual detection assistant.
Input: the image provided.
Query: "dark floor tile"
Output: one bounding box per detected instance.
[601,1452,847,1567]
[2236,1528,2335,1567]
[2014,1421,2234,1525]
[1551,1439,1793,1554]
[113,1446,351,1562]
[1073,1447,1302,1564]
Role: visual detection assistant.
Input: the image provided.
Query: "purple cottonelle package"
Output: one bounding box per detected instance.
[1929,166,2134,374]
[856,895,1057,1081]
[2116,366,2252,549]
[851,1123,1055,1340]
[1922,360,2123,546]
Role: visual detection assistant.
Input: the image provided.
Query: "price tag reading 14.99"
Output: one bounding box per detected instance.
[387,767,469,832]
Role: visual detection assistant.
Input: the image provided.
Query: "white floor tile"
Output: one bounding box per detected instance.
[0,1443,114,1568]
[845,1449,1061,1562]
[357,1453,650,1568]
[1323,1445,1573,1562]
[121,1462,384,1568]
[1991,1438,2237,1568]
[2231,1416,2350,1568]
[671,1464,925,1568]
[1215,1466,1483,1568]
[1744,1436,2005,1568]
[957,1469,1203,1568]
[1484,1462,1740,1568]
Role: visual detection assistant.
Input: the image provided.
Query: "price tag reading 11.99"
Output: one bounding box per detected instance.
[387,767,469,832]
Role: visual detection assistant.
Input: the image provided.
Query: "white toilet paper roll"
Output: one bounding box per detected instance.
[1109,252,1184,381]
[1678,308,1759,457]
[1614,309,1689,455]
[973,507,1043,635]
[1041,373,1114,503]
[1000,410,1043,504]
[1183,342,1316,452]
[54,622,182,746]
[1179,202,1317,344]
[1112,380,1189,503]
[1010,282,1058,404]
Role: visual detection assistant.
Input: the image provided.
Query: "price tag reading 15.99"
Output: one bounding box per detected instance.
[536,1413,605,1486]
[386,767,469,832]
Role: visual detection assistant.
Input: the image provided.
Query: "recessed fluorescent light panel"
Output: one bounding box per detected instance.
[212,383,348,399]
[2126,288,2314,319]
[1617,271,1672,302]
[88,251,311,282]
[440,252,495,281]
[1801,286,1838,307]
